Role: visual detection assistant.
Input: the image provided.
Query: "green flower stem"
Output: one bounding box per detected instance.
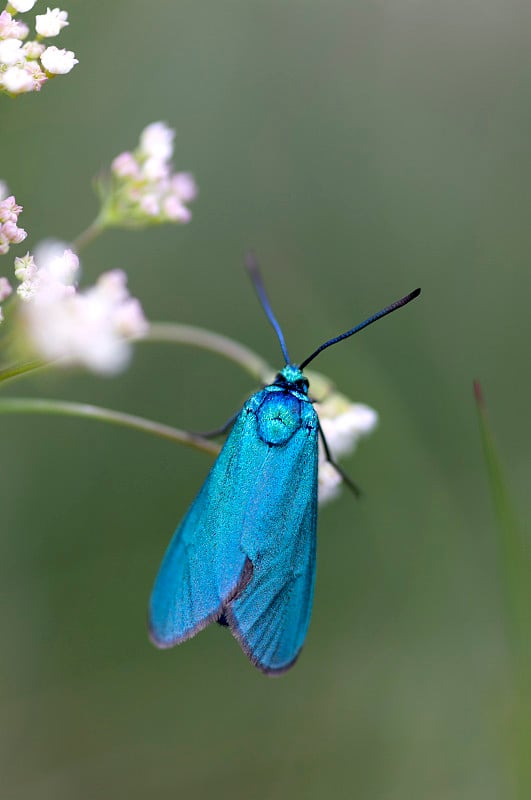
[0,397,220,456]
[71,218,106,252]
[0,360,48,384]
[0,325,273,389]
[0,327,15,351]
[0,290,18,322]
[146,322,274,383]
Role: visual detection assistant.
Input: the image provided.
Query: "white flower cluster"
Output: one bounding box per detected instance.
[14,244,149,374]
[0,182,21,322]
[0,3,78,95]
[0,274,12,322]
[316,389,378,504]
[101,122,198,228]
[0,190,26,254]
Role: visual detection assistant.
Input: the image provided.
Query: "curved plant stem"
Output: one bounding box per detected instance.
[71,218,105,252]
[0,291,17,322]
[0,324,273,390]
[0,360,48,385]
[147,322,274,383]
[0,397,220,456]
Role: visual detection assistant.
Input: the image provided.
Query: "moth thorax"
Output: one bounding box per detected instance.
[257,393,302,445]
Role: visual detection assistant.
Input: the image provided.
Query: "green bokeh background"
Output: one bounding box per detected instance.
[1,1,530,798]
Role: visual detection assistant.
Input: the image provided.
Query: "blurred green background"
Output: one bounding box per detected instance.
[1,1,530,798]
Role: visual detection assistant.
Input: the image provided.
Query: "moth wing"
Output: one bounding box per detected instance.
[149,410,258,647]
[225,410,319,674]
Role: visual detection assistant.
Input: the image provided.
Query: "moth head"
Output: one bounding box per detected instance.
[274,365,309,394]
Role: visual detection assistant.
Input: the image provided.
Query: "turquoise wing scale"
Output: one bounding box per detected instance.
[148,409,252,647]
[149,386,319,673]
[226,431,318,673]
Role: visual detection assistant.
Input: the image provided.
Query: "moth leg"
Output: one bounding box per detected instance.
[192,411,239,439]
[318,423,362,498]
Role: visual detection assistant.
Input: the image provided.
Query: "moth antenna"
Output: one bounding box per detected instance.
[300,288,421,370]
[245,251,291,365]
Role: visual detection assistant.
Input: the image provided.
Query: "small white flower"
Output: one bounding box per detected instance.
[9,0,38,11]
[111,152,139,179]
[0,11,29,40]
[0,236,10,256]
[139,194,160,217]
[1,220,27,243]
[24,59,47,89]
[319,403,378,460]
[93,269,128,300]
[0,182,8,202]
[141,155,170,182]
[20,260,148,375]
[0,195,22,224]
[0,276,12,302]
[318,461,343,505]
[15,247,78,302]
[163,195,191,223]
[33,240,79,284]
[14,251,37,282]
[23,40,45,59]
[35,7,69,37]
[0,194,27,246]
[113,297,149,338]
[171,172,198,203]
[139,122,174,162]
[17,279,37,301]
[40,45,78,74]
[0,38,24,66]
[313,382,379,506]
[1,65,35,93]
[16,252,41,301]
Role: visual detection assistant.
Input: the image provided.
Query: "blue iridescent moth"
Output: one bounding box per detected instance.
[149,257,420,674]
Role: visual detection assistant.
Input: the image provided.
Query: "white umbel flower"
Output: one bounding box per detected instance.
[163,195,191,223]
[18,248,149,375]
[14,252,38,282]
[23,40,45,59]
[111,152,139,179]
[0,10,29,40]
[33,240,79,284]
[319,403,378,460]
[312,379,379,506]
[318,461,343,505]
[1,66,35,94]
[9,0,38,12]
[171,173,198,203]
[139,122,175,162]
[0,193,26,253]
[100,122,197,229]
[0,4,76,96]
[41,45,78,74]
[16,245,74,302]
[0,38,24,66]
[35,7,69,37]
